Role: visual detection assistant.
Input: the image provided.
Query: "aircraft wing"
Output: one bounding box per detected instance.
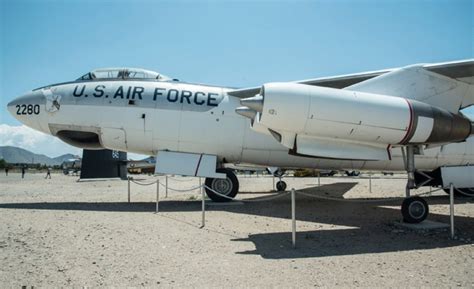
[228,59,474,100]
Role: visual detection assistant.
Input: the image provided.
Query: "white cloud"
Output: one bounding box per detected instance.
[0,124,81,157]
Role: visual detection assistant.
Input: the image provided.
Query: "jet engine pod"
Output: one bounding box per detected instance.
[248,82,473,147]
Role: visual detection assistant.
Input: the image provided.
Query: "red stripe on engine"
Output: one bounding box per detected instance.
[399,99,414,144]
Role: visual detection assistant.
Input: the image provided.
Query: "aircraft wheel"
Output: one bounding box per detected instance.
[401,196,429,224]
[276,180,287,191]
[443,187,474,197]
[204,168,239,202]
[345,170,360,177]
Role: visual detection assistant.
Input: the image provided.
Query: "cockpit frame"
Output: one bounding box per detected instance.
[77,67,171,81]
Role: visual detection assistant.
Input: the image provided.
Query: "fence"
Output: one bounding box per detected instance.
[128,176,458,247]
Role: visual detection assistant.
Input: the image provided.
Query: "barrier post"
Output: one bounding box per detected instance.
[318,172,320,187]
[291,188,296,249]
[199,177,202,193]
[273,176,275,191]
[369,174,372,194]
[165,175,168,198]
[156,180,160,213]
[201,184,205,228]
[128,177,131,203]
[449,183,455,239]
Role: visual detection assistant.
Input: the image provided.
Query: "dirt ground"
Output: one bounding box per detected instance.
[0,172,473,287]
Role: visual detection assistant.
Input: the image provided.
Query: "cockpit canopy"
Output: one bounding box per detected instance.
[77,68,172,81]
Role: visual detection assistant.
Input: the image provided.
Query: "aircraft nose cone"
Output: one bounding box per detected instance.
[7,90,46,127]
[6,98,20,117]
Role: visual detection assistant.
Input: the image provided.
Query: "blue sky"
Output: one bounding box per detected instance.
[0,0,473,157]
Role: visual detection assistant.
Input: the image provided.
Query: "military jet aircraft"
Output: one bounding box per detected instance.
[7,61,474,223]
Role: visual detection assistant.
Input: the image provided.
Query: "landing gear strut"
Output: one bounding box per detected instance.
[204,168,239,202]
[273,169,287,192]
[401,146,429,223]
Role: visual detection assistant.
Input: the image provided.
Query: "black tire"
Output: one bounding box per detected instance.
[345,171,360,177]
[443,187,474,197]
[204,168,239,202]
[401,196,429,224]
[276,180,287,191]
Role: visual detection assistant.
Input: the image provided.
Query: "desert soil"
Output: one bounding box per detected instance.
[0,172,473,287]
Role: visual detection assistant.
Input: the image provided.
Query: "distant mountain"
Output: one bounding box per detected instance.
[0,146,78,165]
[52,153,78,164]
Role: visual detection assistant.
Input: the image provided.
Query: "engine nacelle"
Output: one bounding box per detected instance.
[244,83,472,147]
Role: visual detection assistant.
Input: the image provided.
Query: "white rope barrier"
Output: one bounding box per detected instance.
[158,182,203,192]
[127,175,458,246]
[130,179,158,186]
[132,176,434,204]
[166,176,196,182]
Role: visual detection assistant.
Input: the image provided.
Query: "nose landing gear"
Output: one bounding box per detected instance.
[271,169,287,192]
[276,180,287,192]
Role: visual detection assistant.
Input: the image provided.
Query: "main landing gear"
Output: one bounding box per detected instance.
[401,146,429,223]
[204,168,239,202]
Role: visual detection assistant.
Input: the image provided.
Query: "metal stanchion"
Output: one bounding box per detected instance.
[156,180,160,213]
[199,177,202,193]
[291,188,296,248]
[128,177,131,203]
[449,183,455,239]
[165,175,168,198]
[318,172,320,187]
[369,174,372,194]
[273,176,275,191]
[201,185,205,228]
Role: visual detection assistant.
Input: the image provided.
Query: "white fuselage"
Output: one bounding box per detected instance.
[8,79,474,171]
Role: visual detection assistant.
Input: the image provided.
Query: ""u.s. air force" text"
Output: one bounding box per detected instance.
[72,84,220,107]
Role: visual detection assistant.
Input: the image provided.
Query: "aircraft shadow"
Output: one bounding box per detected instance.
[1,182,472,258]
[0,201,201,213]
[232,227,467,259]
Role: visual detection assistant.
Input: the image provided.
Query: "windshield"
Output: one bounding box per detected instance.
[77,68,172,81]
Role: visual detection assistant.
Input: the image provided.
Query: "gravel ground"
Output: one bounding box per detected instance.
[0,172,473,287]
